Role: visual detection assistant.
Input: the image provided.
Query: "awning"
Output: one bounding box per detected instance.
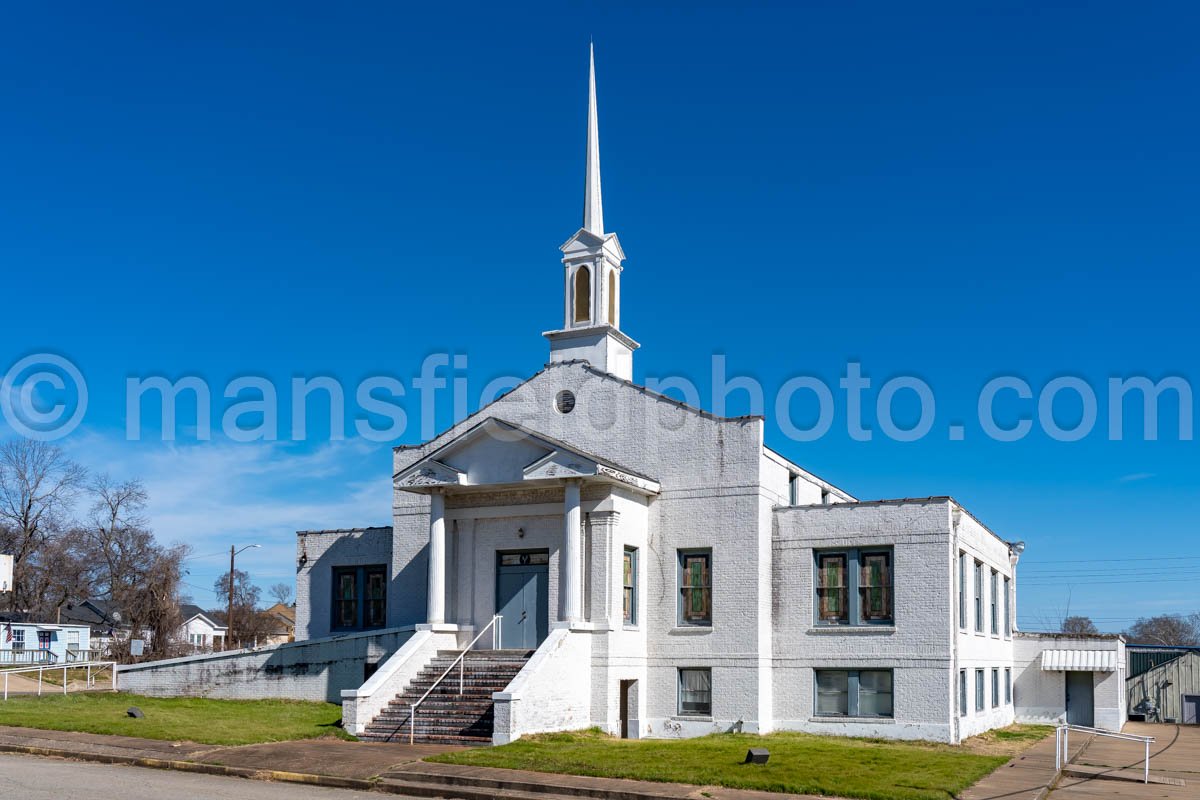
[1041,649,1118,672]
[35,625,63,631]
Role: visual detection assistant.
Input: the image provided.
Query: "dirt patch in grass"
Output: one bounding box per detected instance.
[960,724,1055,757]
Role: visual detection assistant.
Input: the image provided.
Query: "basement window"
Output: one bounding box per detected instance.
[815,669,893,718]
[678,668,712,716]
[814,548,893,626]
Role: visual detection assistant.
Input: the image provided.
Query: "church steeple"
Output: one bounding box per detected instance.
[582,42,604,236]
[544,44,638,381]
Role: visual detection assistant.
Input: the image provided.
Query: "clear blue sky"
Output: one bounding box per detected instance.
[1,2,1197,627]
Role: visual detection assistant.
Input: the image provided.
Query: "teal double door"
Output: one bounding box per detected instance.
[495,550,549,650]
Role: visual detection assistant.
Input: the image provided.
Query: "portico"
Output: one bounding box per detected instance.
[395,418,659,639]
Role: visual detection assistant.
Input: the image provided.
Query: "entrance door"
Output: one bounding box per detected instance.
[1183,695,1200,725]
[496,551,549,650]
[1065,671,1095,727]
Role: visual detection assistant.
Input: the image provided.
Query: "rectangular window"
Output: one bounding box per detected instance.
[992,667,1000,707]
[815,669,894,718]
[365,567,386,628]
[816,553,848,623]
[1005,667,1012,704]
[975,668,985,712]
[974,561,984,632]
[959,669,968,717]
[12,629,25,651]
[67,630,80,651]
[990,570,999,634]
[815,548,893,626]
[331,565,387,631]
[859,551,893,621]
[678,668,712,716]
[623,547,638,625]
[1004,577,1012,637]
[678,550,711,626]
[958,552,966,630]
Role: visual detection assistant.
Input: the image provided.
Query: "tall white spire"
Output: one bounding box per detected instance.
[582,42,604,236]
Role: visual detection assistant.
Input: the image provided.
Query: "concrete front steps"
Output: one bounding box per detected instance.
[380,761,726,800]
[358,649,532,744]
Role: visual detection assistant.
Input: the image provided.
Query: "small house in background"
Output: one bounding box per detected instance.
[178,604,227,651]
[262,603,295,645]
[59,599,131,656]
[1126,644,1200,725]
[0,617,93,665]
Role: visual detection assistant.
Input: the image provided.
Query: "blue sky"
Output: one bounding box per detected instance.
[1,2,1197,627]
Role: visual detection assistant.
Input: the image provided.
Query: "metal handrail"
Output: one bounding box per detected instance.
[408,614,502,744]
[2,661,118,700]
[1055,723,1155,784]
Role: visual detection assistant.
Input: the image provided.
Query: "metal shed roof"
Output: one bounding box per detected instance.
[1041,649,1118,672]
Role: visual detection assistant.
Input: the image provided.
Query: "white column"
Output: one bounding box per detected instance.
[562,480,582,623]
[427,490,446,625]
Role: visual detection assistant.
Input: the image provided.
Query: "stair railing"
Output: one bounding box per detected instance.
[408,614,502,744]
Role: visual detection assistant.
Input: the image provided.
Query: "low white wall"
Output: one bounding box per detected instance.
[340,628,458,734]
[492,627,592,744]
[117,627,414,703]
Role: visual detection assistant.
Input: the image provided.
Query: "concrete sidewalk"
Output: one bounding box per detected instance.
[0,725,827,800]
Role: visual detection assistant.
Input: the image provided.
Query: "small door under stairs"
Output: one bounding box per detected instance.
[359,649,532,745]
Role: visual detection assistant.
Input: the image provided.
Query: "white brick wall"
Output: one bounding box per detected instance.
[295,527,392,640]
[1013,633,1126,730]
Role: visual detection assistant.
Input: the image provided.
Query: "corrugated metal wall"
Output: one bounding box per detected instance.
[1126,651,1200,723]
[1129,648,1199,678]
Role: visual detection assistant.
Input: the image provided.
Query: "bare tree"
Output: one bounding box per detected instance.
[214,569,274,646]
[1061,615,1099,635]
[0,439,87,610]
[83,475,190,660]
[1126,614,1200,646]
[268,582,293,606]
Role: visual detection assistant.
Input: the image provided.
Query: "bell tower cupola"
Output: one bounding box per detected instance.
[544,44,639,380]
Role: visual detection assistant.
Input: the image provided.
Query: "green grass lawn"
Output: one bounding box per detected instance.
[0,692,351,746]
[430,728,1036,800]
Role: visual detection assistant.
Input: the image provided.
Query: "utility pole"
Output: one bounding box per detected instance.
[227,543,260,651]
[228,545,235,649]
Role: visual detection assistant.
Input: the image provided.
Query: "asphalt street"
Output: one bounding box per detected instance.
[0,753,392,799]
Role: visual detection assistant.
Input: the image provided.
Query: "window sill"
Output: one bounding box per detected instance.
[807,626,895,635]
[672,715,713,722]
[623,624,640,632]
[669,626,712,635]
[810,716,895,724]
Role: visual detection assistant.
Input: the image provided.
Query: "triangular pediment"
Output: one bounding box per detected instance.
[559,228,625,262]
[394,417,659,495]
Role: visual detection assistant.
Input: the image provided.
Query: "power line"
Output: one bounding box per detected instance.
[1019,555,1200,566]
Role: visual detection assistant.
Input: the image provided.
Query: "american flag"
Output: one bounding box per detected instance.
[4,623,10,643]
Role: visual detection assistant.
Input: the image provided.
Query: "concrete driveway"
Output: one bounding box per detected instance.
[1054,722,1196,799]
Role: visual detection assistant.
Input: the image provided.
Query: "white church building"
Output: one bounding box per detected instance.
[290,49,1109,746]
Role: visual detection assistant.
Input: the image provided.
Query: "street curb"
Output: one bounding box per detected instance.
[0,741,408,794]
